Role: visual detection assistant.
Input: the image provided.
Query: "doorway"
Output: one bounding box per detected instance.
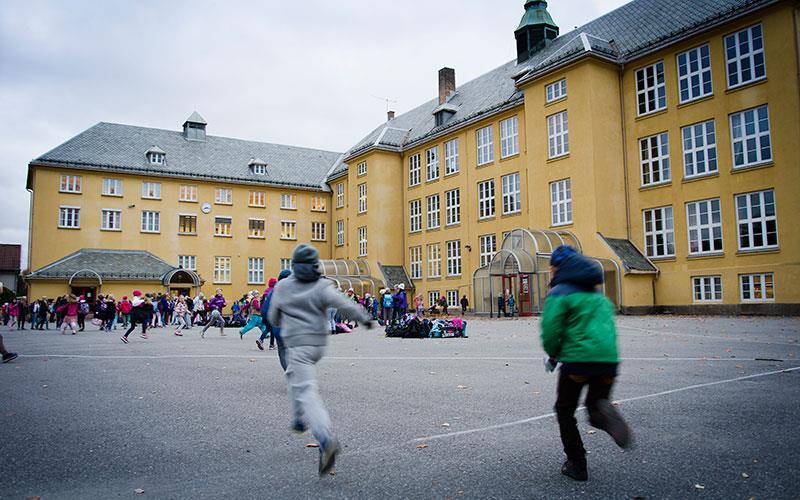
[171,287,191,298]
[71,286,97,304]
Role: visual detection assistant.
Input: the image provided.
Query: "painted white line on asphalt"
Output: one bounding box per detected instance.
[619,324,799,346]
[408,366,800,444]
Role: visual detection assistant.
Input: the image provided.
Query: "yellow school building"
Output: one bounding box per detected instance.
[25,0,800,315]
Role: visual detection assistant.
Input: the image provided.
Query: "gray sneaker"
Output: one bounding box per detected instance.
[318,438,340,477]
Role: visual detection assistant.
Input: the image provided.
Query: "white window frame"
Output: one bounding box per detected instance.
[428,291,440,308]
[251,164,266,175]
[60,174,82,194]
[101,178,122,197]
[215,188,232,205]
[677,44,713,103]
[280,258,292,271]
[336,183,345,208]
[545,79,567,103]
[640,132,671,186]
[547,110,569,159]
[100,209,121,231]
[214,216,232,237]
[501,173,521,215]
[409,246,422,280]
[740,273,775,302]
[550,179,573,227]
[179,184,198,202]
[248,218,265,239]
[280,220,297,241]
[426,194,440,230]
[478,179,495,220]
[446,290,459,308]
[178,214,197,235]
[635,61,666,116]
[730,105,772,169]
[357,226,367,257]
[686,198,723,255]
[280,193,297,210]
[311,221,326,241]
[336,220,344,247]
[357,161,367,176]
[444,138,459,175]
[58,206,81,229]
[725,24,766,89]
[141,181,161,199]
[736,189,778,251]
[427,244,441,278]
[446,240,461,277]
[248,257,265,285]
[500,116,519,158]
[311,196,326,212]
[213,256,232,284]
[178,255,196,271]
[643,206,675,258]
[148,152,165,165]
[357,183,367,214]
[426,146,439,181]
[682,120,718,178]
[476,125,494,166]
[248,190,266,207]
[692,276,722,303]
[409,199,422,233]
[409,153,421,186]
[445,189,460,226]
[140,210,160,233]
[479,234,496,267]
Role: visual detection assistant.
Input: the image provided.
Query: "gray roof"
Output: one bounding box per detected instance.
[27,249,177,281]
[600,236,658,273]
[32,122,342,191]
[184,111,207,125]
[379,264,414,291]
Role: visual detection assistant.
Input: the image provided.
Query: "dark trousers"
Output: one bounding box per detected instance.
[77,313,86,331]
[124,316,147,337]
[554,371,615,461]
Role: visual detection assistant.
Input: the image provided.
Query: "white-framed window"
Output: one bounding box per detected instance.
[428,291,440,308]
[426,194,440,230]
[251,163,266,175]
[58,206,80,229]
[500,116,519,158]
[409,153,421,186]
[692,276,722,302]
[178,255,196,271]
[677,44,712,103]
[643,206,675,258]
[476,125,494,165]
[311,196,326,212]
[248,191,266,207]
[248,218,265,238]
[478,179,495,219]
[102,178,122,196]
[280,258,292,271]
[280,220,297,240]
[427,243,441,278]
[409,246,422,280]
[446,290,459,308]
[635,61,666,115]
[178,214,197,234]
[444,138,459,175]
[725,24,766,89]
[100,209,121,231]
[740,273,774,302]
[479,234,496,267]
[214,216,232,237]
[550,179,573,226]
[445,189,460,226]
[248,257,265,285]
[426,146,439,181]
[730,105,771,169]
[686,198,723,255]
[640,132,671,186]
[446,240,461,277]
[546,78,567,102]
[215,188,232,205]
[357,183,367,214]
[336,220,344,246]
[357,226,367,257]
[141,181,161,199]
[336,183,345,208]
[357,161,367,176]
[60,174,82,194]
[547,110,569,158]
[179,184,198,202]
[682,120,717,178]
[736,189,778,250]
[148,152,165,165]
[213,256,232,284]
[280,193,296,210]
[311,221,326,241]
[409,199,422,233]
[141,210,160,233]
[501,173,521,215]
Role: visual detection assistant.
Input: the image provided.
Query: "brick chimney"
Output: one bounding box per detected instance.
[438,67,456,105]
[387,110,396,121]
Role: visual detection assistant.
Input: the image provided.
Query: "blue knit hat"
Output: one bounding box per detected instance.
[278,269,291,281]
[550,245,578,266]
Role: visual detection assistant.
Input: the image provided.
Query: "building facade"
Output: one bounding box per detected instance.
[26,0,800,314]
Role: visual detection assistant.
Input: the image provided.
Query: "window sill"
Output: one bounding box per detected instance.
[141,197,162,201]
[356,211,367,216]
[682,172,719,184]
[427,276,442,281]
[249,205,266,209]
[444,170,460,178]
[445,223,461,229]
[214,235,232,238]
[180,199,199,203]
[408,183,422,189]
[248,236,265,240]
[213,282,232,285]
[426,178,441,185]
[551,222,574,229]
[140,231,161,234]
[59,191,82,195]
[446,275,463,280]
[500,152,520,162]
[649,256,676,262]
[547,153,570,163]
[58,226,80,230]
[545,96,567,107]
[692,300,723,304]
[687,252,724,260]
[178,232,197,236]
[639,181,672,191]
[311,209,327,213]
[215,202,233,206]
[281,238,298,241]
[677,94,714,108]
[477,161,494,168]
[311,239,327,243]
[501,211,522,219]
[736,247,779,256]
[100,228,121,232]
[409,230,423,235]
[426,227,441,233]
[102,194,123,198]
[478,216,496,223]
[731,161,774,174]
[280,207,297,211]
[726,77,767,94]
[635,108,668,121]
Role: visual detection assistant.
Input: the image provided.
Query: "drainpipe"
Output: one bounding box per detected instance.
[617,61,632,240]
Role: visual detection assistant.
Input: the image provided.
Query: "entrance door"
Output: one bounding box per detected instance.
[171,287,191,297]
[501,275,516,317]
[518,273,533,317]
[71,286,96,304]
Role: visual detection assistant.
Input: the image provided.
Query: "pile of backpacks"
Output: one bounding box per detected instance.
[384,314,467,339]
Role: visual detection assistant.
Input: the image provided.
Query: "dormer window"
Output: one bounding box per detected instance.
[182,111,207,141]
[249,158,267,175]
[145,146,166,165]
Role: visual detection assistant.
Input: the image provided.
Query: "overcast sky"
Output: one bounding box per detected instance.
[0,0,629,268]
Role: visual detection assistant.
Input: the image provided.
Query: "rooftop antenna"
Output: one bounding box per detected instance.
[370,94,398,113]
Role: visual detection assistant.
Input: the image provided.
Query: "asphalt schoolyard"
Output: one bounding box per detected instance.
[1,315,798,499]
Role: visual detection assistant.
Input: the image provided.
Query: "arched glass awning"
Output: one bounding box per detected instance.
[161,269,202,287]
[487,249,536,276]
[319,259,383,296]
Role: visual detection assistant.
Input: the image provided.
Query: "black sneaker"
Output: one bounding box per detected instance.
[561,459,588,481]
[593,399,633,449]
[2,352,18,363]
[291,420,307,434]
[318,438,340,477]
[256,340,264,351]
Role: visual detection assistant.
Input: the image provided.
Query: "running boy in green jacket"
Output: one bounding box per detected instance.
[540,245,633,481]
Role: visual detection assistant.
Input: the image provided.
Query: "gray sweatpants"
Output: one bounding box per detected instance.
[285,345,332,446]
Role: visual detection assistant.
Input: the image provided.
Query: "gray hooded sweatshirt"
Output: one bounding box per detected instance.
[268,276,372,348]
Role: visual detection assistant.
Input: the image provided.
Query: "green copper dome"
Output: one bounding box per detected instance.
[516,0,558,33]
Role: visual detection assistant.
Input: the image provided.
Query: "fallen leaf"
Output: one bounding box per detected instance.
[694,484,705,490]
[416,443,428,449]
[305,443,319,448]
[134,489,145,494]
[441,423,450,427]
[587,429,597,435]
[741,472,750,479]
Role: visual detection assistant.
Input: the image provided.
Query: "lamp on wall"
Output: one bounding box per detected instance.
[128,204,136,209]
[465,245,472,252]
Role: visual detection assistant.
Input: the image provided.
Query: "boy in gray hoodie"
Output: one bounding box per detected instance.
[268,244,373,476]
